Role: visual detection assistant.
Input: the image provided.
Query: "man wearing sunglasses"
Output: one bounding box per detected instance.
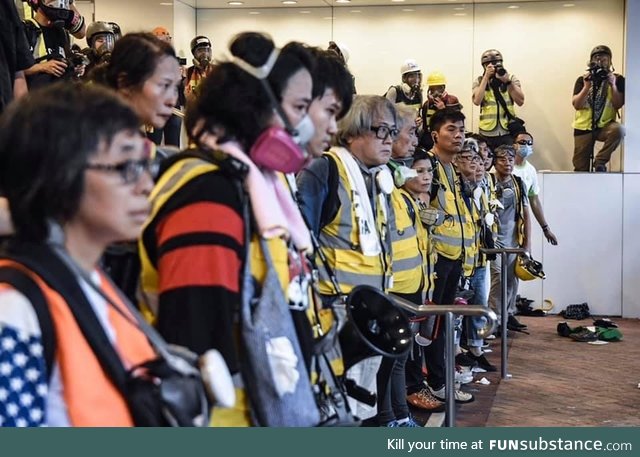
[512,131,558,246]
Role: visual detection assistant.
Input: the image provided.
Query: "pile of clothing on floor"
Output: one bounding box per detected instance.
[556,318,623,343]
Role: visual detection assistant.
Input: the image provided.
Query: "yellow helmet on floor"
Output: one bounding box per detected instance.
[515,255,546,281]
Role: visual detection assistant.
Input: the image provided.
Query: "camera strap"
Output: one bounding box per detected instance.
[491,84,517,122]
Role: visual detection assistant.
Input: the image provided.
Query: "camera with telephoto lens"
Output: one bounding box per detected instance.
[587,62,609,82]
[69,51,90,68]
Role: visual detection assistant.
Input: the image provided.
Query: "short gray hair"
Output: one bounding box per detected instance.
[336,95,397,147]
[394,104,418,131]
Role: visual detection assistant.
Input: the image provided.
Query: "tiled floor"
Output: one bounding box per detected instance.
[411,314,640,427]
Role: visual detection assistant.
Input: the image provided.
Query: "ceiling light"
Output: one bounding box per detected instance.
[282,0,297,3]
[402,8,414,12]
[350,10,361,13]
[336,0,351,3]
[507,5,520,8]
[159,2,172,5]
[299,10,311,13]
[453,13,466,16]
[454,6,465,10]
[563,3,575,6]
[391,0,406,3]
[228,1,243,5]
[249,11,260,14]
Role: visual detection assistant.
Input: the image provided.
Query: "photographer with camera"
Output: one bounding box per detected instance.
[22,0,86,89]
[572,45,625,172]
[472,49,525,151]
[385,59,423,111]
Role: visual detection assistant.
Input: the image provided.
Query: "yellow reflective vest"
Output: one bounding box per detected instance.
[317,149,393,295]
[479,80,516,132]
[572,82,618,130]
[430,155,477,276]
[389,188,435,298]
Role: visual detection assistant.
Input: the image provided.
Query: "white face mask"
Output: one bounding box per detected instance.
[292,115,315,150]
[517,144,533,159]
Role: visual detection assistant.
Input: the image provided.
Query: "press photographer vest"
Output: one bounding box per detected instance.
[388,85,422,109]
[572,80,617,131]
[0,259,155,426]
[429,156,477,276]
[389,188,434,296]
[317,150,393,295]
[479,79,516,132]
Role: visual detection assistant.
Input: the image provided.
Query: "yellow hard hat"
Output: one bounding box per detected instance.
[427,71,446,87]
[515,255,546,281]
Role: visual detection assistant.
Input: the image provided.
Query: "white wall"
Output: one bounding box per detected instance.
[94,0,174,38]
[174,1,197,61]
[624,0,640,172]
[197,8,333,60]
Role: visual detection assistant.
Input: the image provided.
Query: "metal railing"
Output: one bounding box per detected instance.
[480,247,527,379]
[391,294,498,427]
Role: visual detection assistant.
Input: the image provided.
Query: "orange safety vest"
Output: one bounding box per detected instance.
[0,260,156,427]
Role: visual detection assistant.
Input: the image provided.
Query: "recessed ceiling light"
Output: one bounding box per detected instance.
[299,10,311,13]
[453,13,466,16]
[249,11,260,14]
[350,10,361,13]
[507,5,520,8]
[391,0,406,3]
[282,0,297,4]
[159,2,172,5]
[454,6,465,10]
[323,16,333,20]
[336,0,351,3]
[563,3,575,6]
[402,8,414,12]
[227,1,243,5]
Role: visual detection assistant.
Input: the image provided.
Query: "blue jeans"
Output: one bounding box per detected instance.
[465,266,488,348]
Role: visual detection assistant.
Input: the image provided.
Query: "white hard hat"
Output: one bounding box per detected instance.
[401,59,421,75]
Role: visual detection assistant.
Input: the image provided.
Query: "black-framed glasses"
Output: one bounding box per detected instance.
[370,125,399,141]
[516,140,533,146]
[86,158,159,184]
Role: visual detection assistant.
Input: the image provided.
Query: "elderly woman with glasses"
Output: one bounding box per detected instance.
[0,83,158,426]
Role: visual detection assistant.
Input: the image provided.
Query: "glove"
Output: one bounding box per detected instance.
[419,207,441,226]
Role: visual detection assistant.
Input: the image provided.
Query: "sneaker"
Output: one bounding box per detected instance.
[455,352,478,368]
[455,366,474,384]
[485,334,497,340]
[429,385,475,404]
[406,388,445,412]
[395,416,421,427]
[467,352,497,372]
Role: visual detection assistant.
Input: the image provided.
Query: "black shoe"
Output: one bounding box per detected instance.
[508,315,527,329]
[455,352,478,368]
[468,353,497,372]
[594,164,607,172]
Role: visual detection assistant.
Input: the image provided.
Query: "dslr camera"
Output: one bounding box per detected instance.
[587,62,609,82]
[493,62,507,77]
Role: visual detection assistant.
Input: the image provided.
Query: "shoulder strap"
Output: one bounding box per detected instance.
[491,84,516,121]
[0,266,55,382]
[400,192,417,226]
[2,243,129,394]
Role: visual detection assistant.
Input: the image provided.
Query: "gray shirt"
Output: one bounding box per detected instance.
[495,175,528,248]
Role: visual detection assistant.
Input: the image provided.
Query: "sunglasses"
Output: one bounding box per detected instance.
[516,140,533,146]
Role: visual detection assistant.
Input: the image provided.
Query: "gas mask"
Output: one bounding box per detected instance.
[232,49,314,174]
[516,144,533,159]
[39,0,84,33]
[93,33,115,55]
[193,47,212,69]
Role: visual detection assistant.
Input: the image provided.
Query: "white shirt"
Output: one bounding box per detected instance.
[513,160,540,198]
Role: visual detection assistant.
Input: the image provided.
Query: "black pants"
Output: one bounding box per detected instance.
[422,256,462,389]
[483,134,513,152]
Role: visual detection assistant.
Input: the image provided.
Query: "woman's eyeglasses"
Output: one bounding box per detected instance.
[86,158,159,184]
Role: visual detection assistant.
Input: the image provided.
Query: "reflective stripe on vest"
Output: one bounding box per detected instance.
[26,18,48,61]
[479,85,515,131]
[572,84,617,130]
[317,150,391,294]
[429,158,477,276]
[0,260,155,426]
[389,188,426,294]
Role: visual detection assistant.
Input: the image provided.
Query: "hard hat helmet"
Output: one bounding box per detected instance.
[328,41,350,65]
[590,45,612,60]
[191,36,212,55]
[401,59,421,76]
[86,21,114,48]
[481,49,503,66]
[427,71,446,87]
[515,255,546,281]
